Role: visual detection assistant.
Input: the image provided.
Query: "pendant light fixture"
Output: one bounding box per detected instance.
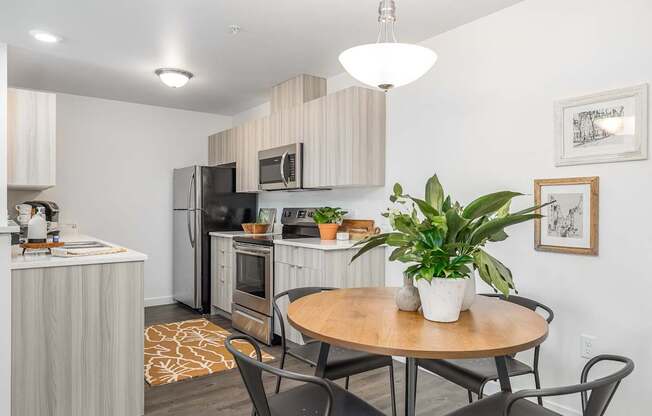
[339,0,437,91]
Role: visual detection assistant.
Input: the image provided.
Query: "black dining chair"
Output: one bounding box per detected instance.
[415,294,554,405]
[225,334,386,416]
[441,354,634,416]
[273,287,397,416]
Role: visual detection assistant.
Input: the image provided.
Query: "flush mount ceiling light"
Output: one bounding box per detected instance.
[339,0,437,91]
[29,30,61,43]
[155,68,194,88]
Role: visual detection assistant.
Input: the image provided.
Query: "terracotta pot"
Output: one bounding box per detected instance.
[318,223,339,240]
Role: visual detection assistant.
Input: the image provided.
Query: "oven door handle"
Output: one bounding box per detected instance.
[234,248,271,257]
[279,151,289,188]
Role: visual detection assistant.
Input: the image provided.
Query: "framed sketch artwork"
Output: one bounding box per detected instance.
[554,84,648,166]
[534,177,599,256]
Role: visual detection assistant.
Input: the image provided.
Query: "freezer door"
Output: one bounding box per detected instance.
[173,209,199,308]
[173,166,198,210]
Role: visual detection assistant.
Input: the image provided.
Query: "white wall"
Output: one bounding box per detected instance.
[0,41,11,416]
[239,0,652,413]
[8,94,231,305]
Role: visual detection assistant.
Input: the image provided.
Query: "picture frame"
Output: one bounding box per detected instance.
[554,84,648,166]
[534,177,599,256]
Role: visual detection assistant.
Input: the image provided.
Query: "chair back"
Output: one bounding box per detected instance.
[225,335,272,416]
[273,287,337,345]
[481,293,554,323]
[581,355,634,416]
[226,334,335,416]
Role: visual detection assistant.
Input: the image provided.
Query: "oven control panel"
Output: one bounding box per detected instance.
[281,207,318,225]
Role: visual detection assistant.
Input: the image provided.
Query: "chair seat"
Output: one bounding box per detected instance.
[444,392,560,416]
[289,341,393,380]
[268,381,384,416]
[417,357,533,393]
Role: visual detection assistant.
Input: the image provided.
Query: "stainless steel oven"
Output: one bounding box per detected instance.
[232,241,274,344]
[258,143,303,191]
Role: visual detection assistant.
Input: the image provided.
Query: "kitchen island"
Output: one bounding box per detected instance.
[10,234,147,416]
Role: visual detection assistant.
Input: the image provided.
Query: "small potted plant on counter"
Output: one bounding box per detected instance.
[352,173,549,323]
[313,207,348,240]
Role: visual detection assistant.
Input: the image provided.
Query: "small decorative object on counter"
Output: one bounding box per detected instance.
[27,207,47,243]
[339,219,380,240]
[336,231,350,241]
[352,173,550,322]
[395,273,421,312]
[241,223,272,234]
[313,207,348,240]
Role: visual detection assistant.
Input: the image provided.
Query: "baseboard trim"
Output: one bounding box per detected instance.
[144,296,176,307]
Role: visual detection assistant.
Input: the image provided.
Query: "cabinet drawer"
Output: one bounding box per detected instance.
[216,237,233,254]
[275,245,323,269]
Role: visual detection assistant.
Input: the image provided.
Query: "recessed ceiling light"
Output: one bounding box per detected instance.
[29,30,61,43]
[155,68,194,88]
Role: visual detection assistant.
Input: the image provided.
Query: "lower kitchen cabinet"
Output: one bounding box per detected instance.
[273,245,386,344]
[211,236,235,314]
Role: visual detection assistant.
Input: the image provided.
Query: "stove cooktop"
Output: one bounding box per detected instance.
[233,207,321,246]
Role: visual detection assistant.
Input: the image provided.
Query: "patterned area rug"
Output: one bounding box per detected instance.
[144,318,274,386]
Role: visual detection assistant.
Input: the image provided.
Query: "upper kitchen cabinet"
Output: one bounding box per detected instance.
[235,117,269,192]
[208,129,236,166]
[270,74,326,113]
[304,87,386,188]
[7,88,57,190]
[268,105,303,149]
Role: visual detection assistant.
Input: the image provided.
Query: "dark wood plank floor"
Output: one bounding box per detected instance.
[145,303,467,416]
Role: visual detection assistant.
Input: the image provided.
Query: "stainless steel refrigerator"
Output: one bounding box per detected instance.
[173,165,257,312]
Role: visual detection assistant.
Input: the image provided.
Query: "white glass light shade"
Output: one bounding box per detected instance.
[155,68,193,88]
[339,42,437,90]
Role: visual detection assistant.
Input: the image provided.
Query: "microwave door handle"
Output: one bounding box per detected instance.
[187,170,196,248]
[279,151,289,188]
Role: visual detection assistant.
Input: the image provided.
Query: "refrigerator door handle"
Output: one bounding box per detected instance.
[187,170,196,248]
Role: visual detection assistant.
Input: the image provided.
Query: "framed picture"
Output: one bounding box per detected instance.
[534,177,599,255]
[554,84,648,166]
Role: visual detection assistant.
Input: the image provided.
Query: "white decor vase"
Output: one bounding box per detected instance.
[395,273,421,312]
[416,278,467,322]
[460,273,477,311]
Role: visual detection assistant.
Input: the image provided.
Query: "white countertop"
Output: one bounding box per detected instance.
[209,231,280,238]
[273,238,362,251]
[0,220,20,234]
[11,234,148,270]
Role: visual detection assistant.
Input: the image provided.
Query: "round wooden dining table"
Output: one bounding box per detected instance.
[287,287,549,416]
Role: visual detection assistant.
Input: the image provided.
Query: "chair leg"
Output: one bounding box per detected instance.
[534,371,543,406]
[345,376,350,390]
[478,381,488,400]
[389,364,397,416]
[274,351,286,394]
[467,390,473,403]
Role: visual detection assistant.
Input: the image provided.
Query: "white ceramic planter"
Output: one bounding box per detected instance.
[461,273,477,311]
[416,277,467,322]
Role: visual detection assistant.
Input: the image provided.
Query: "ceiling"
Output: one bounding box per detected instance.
[0,0,523,115]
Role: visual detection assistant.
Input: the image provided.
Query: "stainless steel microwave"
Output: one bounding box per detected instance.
[258,143,303,191]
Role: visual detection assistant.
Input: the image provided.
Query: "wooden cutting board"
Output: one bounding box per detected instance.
[340,220,380,240]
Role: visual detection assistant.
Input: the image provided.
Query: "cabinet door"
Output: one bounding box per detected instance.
[7,88,56,189]
[269,106,303,148]
[302,96,327,188]
[236,118,268,192]
[209,129,235,166]
[324,87,385,187]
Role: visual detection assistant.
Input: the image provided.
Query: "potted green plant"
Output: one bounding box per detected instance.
[352,174,549,322]
[313,207,348,240]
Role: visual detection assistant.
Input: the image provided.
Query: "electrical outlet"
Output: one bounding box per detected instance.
[580,334,597,359]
